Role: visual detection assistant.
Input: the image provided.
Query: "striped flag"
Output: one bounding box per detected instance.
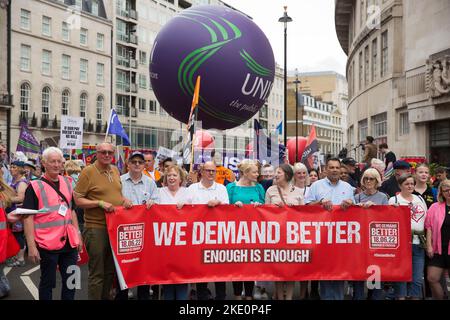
[182,76,201,170]
[300,124,319,170]
[16,121,41,154]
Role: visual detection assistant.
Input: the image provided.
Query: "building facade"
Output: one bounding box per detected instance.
[335,0,450,165]
[0,0,11,150]
[11,0,112,149]
[287,90,343,159]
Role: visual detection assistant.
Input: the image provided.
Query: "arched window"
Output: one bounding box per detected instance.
[42,87,51,119]
[62,89,70,115]
[20,83,30,119]
[96,95,104,126]
[80,93,87,118]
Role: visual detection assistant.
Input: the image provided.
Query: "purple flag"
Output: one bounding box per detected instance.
[16,122,41,154]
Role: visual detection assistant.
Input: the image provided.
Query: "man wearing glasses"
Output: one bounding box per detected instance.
[74,143,133,300]
[186,161,229,300]
[115,151,159,300]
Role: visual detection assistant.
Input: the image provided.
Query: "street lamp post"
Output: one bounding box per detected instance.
[293,69,301,162]
[279,6,292,147]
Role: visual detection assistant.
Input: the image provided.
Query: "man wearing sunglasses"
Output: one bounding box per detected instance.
[116,151,159,300]
[74,142,132,300]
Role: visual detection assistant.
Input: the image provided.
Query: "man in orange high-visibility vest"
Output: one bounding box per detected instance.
[23,147,82,300]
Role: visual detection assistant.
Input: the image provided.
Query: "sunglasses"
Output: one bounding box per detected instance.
[98,150,114,155]
[363,177,376,181]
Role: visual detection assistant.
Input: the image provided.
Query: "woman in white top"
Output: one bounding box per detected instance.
[265,164,304,300]
[388,173,427,300]
[293,162,310,200]
[157,165,189,299]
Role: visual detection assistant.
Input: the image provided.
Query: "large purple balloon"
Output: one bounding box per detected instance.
[150,5,275,130]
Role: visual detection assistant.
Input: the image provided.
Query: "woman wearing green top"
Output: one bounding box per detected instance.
[226,160,265,300]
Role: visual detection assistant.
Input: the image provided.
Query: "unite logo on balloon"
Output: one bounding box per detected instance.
[150,5,275,130]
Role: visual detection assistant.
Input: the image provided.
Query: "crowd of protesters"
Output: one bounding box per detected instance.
[0,136,449,301]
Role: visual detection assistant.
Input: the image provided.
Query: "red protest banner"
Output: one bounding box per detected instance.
[106,205,412,290]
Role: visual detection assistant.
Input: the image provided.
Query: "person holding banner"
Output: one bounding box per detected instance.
[22,147,82,300]
[226,159,265,300]
[185,161,229,300]
[293,163,310,200]
[425,179,450,300]
[265,164,304,300]
[353,168,389,300]
[304,157,355,300]
[388,174,427,300]
[74,143,133,300]
[158,164,190,300]
[115,151,159,300]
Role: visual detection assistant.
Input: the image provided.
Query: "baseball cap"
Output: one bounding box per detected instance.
[129,151,144,161]
[342,157,357,166]
[393,160,411,170]
[24,160,36,170]
[11,161,25,167]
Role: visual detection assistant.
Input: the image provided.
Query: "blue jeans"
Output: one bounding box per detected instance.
[38,246,78,300]
[352,281,385,300]
[319,281,344,300]
[163,284,189,300]
[393,244,424,299]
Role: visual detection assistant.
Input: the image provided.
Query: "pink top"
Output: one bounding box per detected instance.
[424,202,450,255]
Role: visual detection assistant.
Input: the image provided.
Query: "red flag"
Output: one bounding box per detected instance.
[301,125,319,170]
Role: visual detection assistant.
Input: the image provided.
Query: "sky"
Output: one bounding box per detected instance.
[224,0,348,76]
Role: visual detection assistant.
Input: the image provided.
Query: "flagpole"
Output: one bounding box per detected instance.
[104,108,113,143]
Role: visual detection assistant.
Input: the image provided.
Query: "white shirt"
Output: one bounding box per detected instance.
[158,187,189,204]
[186,181,229,204]
[388,194,427,245]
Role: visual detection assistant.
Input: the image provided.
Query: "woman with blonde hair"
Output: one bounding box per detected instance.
[293,163,310,199]
[0,175,15,297]
[424,179,450,299]
[352,168,388,300]
[414,163,437,209]
[227,159,265,300]
[157,164,190,300]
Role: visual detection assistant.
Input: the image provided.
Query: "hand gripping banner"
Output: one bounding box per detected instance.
[106,205,412,290]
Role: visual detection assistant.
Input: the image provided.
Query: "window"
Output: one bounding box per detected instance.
[139,98,147,112]
[149,100,157,113]
[92,0,99,15]
[139,74,147,89]
[116,70,129,92]
[75,0,82,10]
[399,111,409,136]
[62,90,70,115]
[41,50,51,76]
[97,33,104,51]
[96,96,104,125]
[20,83,31,118]
[41,87,51,119]
[20,45,31,71]
[358,119,368,143]
[139,51,147,65]
[62,22,70,41]
[381,31,388,77]
[80,28,88,46]
[20,9,30,30]
[364,45,369,86]
[62,54,70,80]
[371,112,387,138]
[80,59,88,82]
[359,51,363,90]
[371,38,377,82]
[96,63,104,86]
[80,93,87,118]
[42,16,51,36]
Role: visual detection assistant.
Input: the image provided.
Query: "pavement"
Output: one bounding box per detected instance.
[1,261,449,300]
